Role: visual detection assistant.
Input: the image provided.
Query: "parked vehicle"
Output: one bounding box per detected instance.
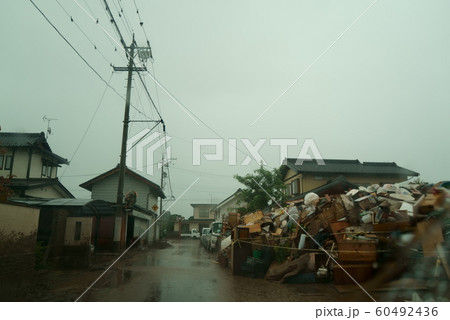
[180,229,200,239]
[200,228,211,248]
[208,222,223,251]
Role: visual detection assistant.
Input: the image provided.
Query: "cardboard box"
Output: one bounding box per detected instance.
[355,195,377,210]
[242,211,264,225]
[321,199,347,223]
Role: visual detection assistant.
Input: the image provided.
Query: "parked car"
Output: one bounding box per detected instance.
[180,229,200,239]
[208,222,223,251]
[200,228,211,248]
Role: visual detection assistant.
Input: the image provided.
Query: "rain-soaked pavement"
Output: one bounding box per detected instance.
[81,238,346,302]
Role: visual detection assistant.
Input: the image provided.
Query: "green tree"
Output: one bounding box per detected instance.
[234,165,287,214]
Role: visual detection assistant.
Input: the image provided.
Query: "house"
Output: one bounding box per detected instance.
[282,158,419,201]
[211,189,243,222]
[79,165,165,250]
[0,132,72,199]
[284,176,360,204]
[181,204,217,234]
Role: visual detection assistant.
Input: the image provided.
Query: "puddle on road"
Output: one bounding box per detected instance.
[98,269,133,288]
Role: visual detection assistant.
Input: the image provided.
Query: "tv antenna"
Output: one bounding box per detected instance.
[43,115,57,139]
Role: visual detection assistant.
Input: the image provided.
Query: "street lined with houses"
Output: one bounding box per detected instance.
[2,2,450,311]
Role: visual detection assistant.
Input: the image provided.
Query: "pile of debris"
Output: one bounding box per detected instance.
[219,181,450,290]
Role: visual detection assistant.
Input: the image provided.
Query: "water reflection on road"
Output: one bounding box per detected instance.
[85,238,331,302]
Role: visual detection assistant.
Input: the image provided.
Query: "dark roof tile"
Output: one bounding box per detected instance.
[284,158,418,176]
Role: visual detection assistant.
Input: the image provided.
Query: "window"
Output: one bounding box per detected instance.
[4,156,13,170]
[0,155,4,169]
[74,222,82,241]
[291,179,299,195]
[41,162,53,178]
[199,208,209,218]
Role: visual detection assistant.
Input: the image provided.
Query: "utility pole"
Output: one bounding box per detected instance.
[102,0,155,251]
[114,35,147,250]
[155,124,176,242]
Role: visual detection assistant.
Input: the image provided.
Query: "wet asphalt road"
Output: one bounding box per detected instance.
[82,238,345,302]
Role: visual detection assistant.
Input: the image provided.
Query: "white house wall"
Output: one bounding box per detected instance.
[1,149,59,179]
[217,197,241,221]
[25,186,65,199]
[64,217,93,246]
[91,173,159,210]
[11,150,28,178]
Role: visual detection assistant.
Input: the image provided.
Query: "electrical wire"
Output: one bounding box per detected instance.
[81,0,97,18]
[56,0,112,66]
[30,0,153,120]
[117,0,135,38]
[60,72,113,179]
[132,0,152,53]
[72,0,273,169]
[136,71,163,121]
[111,0,132,39]
[100,0,127,49]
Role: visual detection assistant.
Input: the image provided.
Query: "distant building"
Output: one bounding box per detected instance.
[281,158,419,202]
[181,204,217,234]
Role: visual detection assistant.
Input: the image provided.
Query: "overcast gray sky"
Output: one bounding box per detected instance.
[1,0,449,218]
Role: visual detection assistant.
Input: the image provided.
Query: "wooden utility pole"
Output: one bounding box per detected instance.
[114,35,147,250]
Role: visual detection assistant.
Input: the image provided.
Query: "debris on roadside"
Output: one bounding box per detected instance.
[217,180,450,294]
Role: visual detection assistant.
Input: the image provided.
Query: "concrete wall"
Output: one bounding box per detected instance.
[64,217,93,246]
[0,203,40,282]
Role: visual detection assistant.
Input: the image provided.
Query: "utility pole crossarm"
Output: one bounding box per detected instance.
[113,66,147,72]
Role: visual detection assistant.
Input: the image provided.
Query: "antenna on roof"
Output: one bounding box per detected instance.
[43,115,58,139]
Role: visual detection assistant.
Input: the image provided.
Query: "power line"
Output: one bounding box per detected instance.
[136,71,162,121]
[56,0,112,66]
[117,0,135,39]
[100,0,127,50]
[71,0,270,169]
[60,73,113,179]
[81,0,97,18]
[30,0,152,120]
[110,0,133,39]
[132,0,152,50]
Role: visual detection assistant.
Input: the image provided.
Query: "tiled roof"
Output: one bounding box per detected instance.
[0,132,49,149]
[0,132,68,165]
[284,158,419,177]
